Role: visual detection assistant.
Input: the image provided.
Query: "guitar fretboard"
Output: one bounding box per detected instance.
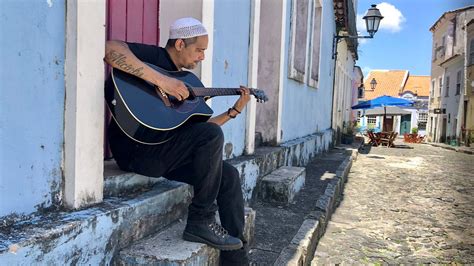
[191,88,254,97]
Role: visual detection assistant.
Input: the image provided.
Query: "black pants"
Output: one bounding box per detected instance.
[116,122,247,262]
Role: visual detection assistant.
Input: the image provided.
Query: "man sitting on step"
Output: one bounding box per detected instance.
[104,17,251,265]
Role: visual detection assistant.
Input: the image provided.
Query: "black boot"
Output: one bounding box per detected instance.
[183,220,243,251]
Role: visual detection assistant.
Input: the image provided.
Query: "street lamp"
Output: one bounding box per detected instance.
[332,4,384,59]
[370,78,377,90]
[364,4,384,37]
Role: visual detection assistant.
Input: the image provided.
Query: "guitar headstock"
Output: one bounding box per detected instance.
[250,88,268,103]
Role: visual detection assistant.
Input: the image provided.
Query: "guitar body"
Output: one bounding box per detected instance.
[105,64,213,145]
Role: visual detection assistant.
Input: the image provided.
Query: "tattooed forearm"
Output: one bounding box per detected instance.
[106,50,145,77]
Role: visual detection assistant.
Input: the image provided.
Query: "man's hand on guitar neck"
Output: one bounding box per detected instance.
[234,86,251,112]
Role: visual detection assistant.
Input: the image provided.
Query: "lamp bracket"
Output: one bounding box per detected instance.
[332,34,374,59]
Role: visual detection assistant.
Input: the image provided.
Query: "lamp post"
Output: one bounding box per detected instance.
[331,4,383,143]
[332,4,383,59]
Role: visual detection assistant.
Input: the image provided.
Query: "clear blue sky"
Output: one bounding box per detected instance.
[356,0,473,76]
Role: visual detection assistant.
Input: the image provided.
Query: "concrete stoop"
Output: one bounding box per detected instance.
[117,208,256,266]
[259,167,306,203]
[0,179,192,265]
[0,130,333,265]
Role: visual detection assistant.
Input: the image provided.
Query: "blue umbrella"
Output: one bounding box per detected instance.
[352,95,414,131]
[351,95,413,110]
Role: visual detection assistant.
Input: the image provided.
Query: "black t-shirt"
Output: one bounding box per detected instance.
[107,43,178,168]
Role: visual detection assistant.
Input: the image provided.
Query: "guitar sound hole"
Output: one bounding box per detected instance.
[171,97,200,113]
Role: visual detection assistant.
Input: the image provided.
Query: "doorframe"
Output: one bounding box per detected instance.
[244,0,261,154]
[64,0,106,209]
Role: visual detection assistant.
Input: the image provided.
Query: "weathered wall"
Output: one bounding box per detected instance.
[332,40,356,138]
[255,0,284,145]
[282,0,336,142]
[0,1,65,217]
[212,0,251,159]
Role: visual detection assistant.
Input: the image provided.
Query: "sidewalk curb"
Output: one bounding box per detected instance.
[273,140,362,266]
[427,142,474,155]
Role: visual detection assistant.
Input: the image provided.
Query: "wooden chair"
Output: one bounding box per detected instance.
[403,133,410,143]
[367,131,381,146]
[388,132,398,147]
[380,131,394,147]
[416,135,425,143]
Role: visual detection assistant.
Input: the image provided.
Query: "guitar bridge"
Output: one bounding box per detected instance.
[155,86,172,107]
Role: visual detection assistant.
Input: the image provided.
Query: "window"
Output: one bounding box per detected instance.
[452,18,457,46]
[308,0,322,88]
[438,77,443,97]
[418,112,428,130]
[418,122,427,130]
[418,112,428,122]
[436,36,446,59]
[445,76,450,97]
[456,71,461,95]
[358,87,364,98]
[470,39,474,66]
[430,80,435,98]
[288,0,310,82]
[430,117,433,135]
[367,116,377,128]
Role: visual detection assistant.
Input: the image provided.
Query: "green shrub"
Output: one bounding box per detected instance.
[411,127,418,134]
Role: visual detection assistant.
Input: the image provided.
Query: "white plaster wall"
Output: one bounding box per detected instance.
[442,59,464,138]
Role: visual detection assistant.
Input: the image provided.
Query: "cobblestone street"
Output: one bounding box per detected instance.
[313,142,474,264]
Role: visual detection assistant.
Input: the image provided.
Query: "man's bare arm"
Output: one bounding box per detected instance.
[104,40,189,100]
[208,87,251,126]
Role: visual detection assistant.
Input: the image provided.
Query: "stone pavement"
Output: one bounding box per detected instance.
[312,141,474,264]
[249,139,362,265]
[427,142,474,155]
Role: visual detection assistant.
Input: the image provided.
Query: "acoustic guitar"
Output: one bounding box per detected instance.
[105,63,268,145]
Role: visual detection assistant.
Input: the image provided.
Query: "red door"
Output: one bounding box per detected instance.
[105,0,160,159]
[107,0,160,44]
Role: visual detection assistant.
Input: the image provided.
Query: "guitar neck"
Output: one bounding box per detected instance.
[191,87,253,97]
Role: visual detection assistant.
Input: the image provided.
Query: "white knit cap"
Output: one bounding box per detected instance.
[169,17,208,39]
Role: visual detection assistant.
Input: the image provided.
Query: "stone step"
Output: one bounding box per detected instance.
[259,166,306,203]
[104,160,162,197]
[117,208,256,266]
[0,179,192,265]
[104,130,333,203]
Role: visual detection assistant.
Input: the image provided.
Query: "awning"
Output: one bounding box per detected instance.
[364,106,411,116]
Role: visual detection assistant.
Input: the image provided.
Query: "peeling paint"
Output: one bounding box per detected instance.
[46,0,53,8]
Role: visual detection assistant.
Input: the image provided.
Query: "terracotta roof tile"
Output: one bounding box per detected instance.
[403,75,430,97]
[363,70,408,100]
